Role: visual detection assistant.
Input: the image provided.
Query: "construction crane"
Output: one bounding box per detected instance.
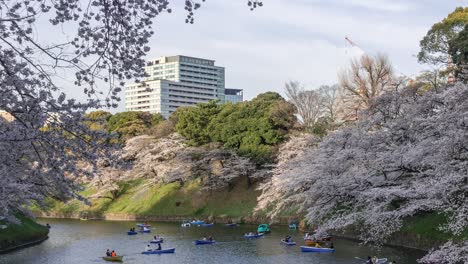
[345,36,365,54]
[345,36,360,49]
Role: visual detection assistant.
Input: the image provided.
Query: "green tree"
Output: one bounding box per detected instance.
[208,92,296,163]
[107,111,164,142]
[449,24,468,82]
[418,7,468,65]
[175,100,221,145]
[83,110,112,131]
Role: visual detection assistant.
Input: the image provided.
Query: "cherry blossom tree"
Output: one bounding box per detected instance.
[0,0,261,221]
[258,83,468,263]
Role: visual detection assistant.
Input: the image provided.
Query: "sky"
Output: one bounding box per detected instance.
[55,0,467,112]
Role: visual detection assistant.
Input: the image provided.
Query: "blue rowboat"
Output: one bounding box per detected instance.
[200,223,214,227]
[244,234,264,239]
[127,231,138,235]
[300,246,335,253]
[194,240,216,245]
[373,258,388,264]
[141,248,175,254]
[150,238,164,243]
[281,239,296,245]
[191,220,205,225]
[226,223,237,227]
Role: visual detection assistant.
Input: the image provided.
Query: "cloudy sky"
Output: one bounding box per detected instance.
[52,0,465,111]
[138,0,464,105]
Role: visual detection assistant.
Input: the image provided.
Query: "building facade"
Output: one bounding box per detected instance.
[224,88,243,103]
[125,55,226,118]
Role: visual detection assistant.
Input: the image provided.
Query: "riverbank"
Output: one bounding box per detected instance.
[32,177,298,225]
[33,178,294,225]
[0,214,49,254]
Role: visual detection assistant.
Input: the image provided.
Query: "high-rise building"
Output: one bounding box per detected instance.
[125,55,225,118]
[224,88,243,103]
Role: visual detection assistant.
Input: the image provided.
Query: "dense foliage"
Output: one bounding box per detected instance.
[258,84,468,263]
[175,101,221,146]
[83,111,164,143]
[449,24,468,83]
[176,93,296,163]
[418,7,468,66]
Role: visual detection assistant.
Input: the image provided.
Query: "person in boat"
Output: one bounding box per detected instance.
[143,226,150,231]
[372,256,378,264]
[311,242,321,248]
[145,244,152,252]
[156,243,162,250]
[329,242,334,249]
[111,250,117,257]
[311,235,318,242]
[202,235,207,241]
[208,236,213,241]
[106,249,111,257]
[46,223,51,228]
[365,256,372,264]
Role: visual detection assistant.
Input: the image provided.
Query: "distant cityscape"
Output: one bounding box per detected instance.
[125,55,243,118]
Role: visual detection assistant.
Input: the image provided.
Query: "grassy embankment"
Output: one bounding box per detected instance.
[396,213,468,249]
[0,213,49,252]
[35,176,261,221]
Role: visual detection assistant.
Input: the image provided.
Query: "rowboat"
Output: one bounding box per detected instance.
[150,238,164,243]
[191,220,205,225]
[199,223,214,227]
[136,223,151,228]
[139,229,151,233]
[194,239,216,245]
[141,248,175,254]
[102,256,123,262]
[361,258,388,264]
[225,223,237,227]
[127,231,138,235]
[257,224,270,233]
[244,233,264,239]
[304,233,333,241]
[300,246,335,253]
[281,239,296,246]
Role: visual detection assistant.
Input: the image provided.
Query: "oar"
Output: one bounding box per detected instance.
[355,256,365,262]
